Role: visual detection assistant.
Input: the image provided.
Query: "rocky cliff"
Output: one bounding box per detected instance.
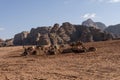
[13,22,114,46]
[0,38,4,42]
[13,31,29,45]
[82,19,99,29]
[0,38,13,47]
[95,22,106,30]
[82,19,106,30]
[0,39,4,47]
[105,24,120,38]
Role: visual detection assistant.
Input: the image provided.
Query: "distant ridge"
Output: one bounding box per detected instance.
[1,18,119,46]
[82,18,106,30]
[82,19,99,29]
[95,22,106,30]
[105,24,120,38]
[13,22,113,45]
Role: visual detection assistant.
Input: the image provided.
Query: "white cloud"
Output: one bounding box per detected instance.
[0,28,4,31]
[90,0,104,2]
[90,0,120,3]
[81,13,96,19]
[99,0,103,2]
[97,0,104,2]
[63,0,73,4]
[109,0,120,3]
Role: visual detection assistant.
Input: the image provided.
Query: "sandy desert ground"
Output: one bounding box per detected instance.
[0,40,120,80]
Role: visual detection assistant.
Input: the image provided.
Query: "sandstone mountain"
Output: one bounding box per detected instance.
[5,39,14,46]
[82,19,106,30]
[105,24,120,38]
[13,22,113,46]
[0,38,4,42]
[0,38,13,47]
[82,19,99,29]
[0,38,4,47]
[13,31,29,45]
[95,22,106,30]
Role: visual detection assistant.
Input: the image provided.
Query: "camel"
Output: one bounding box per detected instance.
[88,47,97,52]
[21,41,97,56]
[22,46,35,56]
[69,41,97,53]
[69,41,87,52]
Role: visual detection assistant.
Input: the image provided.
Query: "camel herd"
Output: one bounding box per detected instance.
[21,41,97,56]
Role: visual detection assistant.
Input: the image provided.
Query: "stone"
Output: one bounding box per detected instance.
[13,22,114,46]
[13,31,29,45]
[105,24,120,38]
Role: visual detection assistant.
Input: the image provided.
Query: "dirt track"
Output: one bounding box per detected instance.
[0,40,120,80]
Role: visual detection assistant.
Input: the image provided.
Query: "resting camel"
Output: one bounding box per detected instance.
[70,41,87,50]
[21,46,36,56]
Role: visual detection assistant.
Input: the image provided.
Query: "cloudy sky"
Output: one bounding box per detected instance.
[0,0,120,39]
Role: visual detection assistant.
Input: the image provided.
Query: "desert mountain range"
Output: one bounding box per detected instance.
[0,19,120,46]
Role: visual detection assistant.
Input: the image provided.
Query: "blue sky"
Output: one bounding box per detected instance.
[0,0,120,39]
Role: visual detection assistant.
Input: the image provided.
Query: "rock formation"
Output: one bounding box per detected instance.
[57,22,76,43]
[0,38,13,47]
[13,31,29,45]
[95,22,106,30]
[50,23,59,33]
[0,38,4,42]
[5,39,14,46]
[82,19,107,31]
[13,22,114,46]
[105,24,120,38]
[0,38,4,47]
[82,19,99,29]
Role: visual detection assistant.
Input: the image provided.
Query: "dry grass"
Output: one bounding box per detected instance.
[0,40,120,80]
